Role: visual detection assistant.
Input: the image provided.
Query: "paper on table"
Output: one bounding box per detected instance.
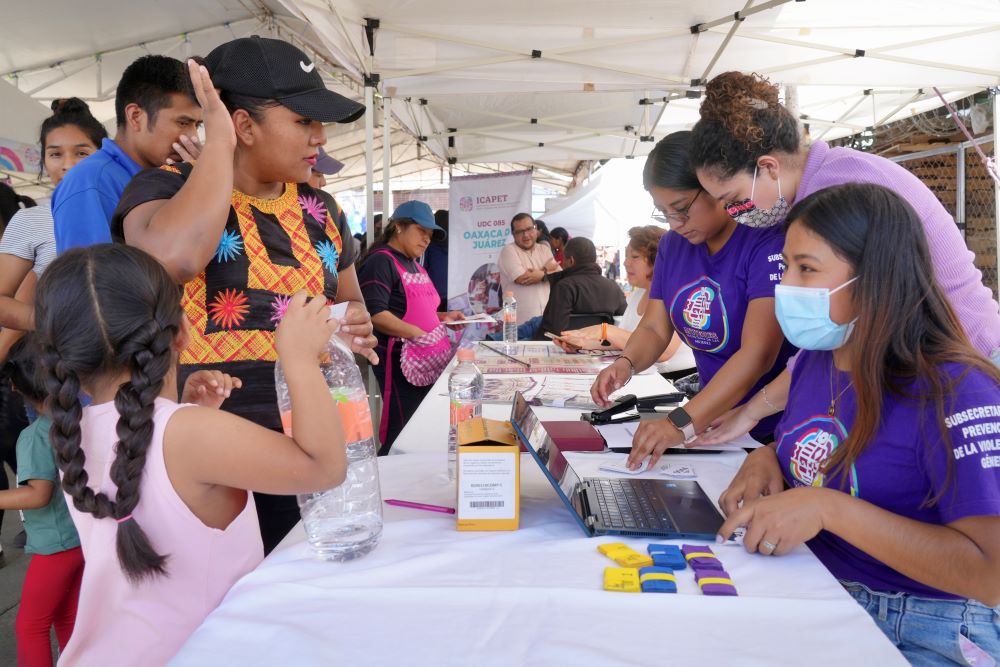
[598,456,651,475]
[594,423,763,452]
[448,313,498,325]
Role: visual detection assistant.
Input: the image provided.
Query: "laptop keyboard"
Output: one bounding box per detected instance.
[587,478,678,532]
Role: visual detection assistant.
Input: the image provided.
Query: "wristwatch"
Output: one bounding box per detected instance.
[666,406,696,442]
[600,322,612,347]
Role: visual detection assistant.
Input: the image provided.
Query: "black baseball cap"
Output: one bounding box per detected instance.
[204,36,365,124]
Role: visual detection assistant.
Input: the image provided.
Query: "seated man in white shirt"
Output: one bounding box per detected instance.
[497,213,561,324]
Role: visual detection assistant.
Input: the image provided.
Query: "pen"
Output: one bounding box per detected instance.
[478,342,532,368]
[384,499,456,514]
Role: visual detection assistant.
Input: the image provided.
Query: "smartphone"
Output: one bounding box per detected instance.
[545,332,581,352]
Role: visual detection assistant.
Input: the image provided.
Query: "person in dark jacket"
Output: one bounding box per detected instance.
[537,237,626,339]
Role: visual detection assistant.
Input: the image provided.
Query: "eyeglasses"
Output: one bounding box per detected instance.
[513,225,537,236]
[651,189,702,224]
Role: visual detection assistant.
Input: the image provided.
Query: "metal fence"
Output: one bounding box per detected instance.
[889,134,997,299]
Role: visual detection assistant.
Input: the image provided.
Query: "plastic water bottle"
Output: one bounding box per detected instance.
[275,311,383,561]
[448,348,483,480]
[502,291,518,353]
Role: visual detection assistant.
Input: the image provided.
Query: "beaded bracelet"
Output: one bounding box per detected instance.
[760,386,780,412]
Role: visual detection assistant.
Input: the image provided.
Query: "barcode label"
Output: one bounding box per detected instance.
[470,501,505,508]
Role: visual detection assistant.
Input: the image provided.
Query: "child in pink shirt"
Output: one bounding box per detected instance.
[35,244,348,666]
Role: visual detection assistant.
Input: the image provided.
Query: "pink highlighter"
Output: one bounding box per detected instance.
[384,499,456,515]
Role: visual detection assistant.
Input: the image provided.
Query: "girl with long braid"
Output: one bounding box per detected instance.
[35,244,348,665]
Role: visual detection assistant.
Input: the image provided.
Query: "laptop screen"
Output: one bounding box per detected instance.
[510,392,589,533]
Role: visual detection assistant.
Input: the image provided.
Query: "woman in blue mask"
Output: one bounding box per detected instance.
[591,132,796,469]
[691,71,1000,455]
[718,183,1000,664]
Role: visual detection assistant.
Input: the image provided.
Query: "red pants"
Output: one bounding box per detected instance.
[16,546,83,667]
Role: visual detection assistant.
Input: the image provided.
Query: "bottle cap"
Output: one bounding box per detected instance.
[457,348,475,362]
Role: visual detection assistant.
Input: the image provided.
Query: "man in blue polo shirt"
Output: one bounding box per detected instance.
[52,55,201,253]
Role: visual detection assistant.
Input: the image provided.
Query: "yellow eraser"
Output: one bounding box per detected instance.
[603,567,641,592]
[598,543,653,568]
[598,542,628,557]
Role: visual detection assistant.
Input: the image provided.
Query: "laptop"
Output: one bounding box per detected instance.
[510,391,724,539]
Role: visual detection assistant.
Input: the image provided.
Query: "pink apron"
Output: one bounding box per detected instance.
[377,249,453,442]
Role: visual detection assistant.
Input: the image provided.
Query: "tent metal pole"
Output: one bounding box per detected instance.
[873,52,998,78]
[955,145,966,237]
[325,0,368,74]
[733,30,1000,79]
[24,59,98,96]
[995,95,999,300]
[382,96,393,216]
[699,0,755,83]
[760,54,849,76]
[867,25,1000,54]
[428,100,635,141]
[887,134,993,163]
[649,99,670,135]
[554,28,691,56]
[876,89,928,126]
[382,18,690,59]
[542,54,687,84]
[2,18,260,78]
[365,84,376,240]
[385,55,527,80]
[815,95,869,142]
[694,0,793,32]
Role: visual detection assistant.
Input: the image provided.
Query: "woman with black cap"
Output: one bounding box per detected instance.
[359,200,462,453]
[113,37,377,553]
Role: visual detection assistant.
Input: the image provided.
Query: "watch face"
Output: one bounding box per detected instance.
[668,408,692,428]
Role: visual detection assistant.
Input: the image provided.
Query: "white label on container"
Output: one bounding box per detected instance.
[458,453,516,520]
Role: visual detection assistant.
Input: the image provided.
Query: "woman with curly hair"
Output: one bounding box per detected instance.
[691,70,1000,450]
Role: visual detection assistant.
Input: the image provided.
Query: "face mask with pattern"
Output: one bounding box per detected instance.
[725,165,790,228]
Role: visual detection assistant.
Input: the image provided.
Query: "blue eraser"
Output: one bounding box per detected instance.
[639,566,678,593]
[647,544,686,569]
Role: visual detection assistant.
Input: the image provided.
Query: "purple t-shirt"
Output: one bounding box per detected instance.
[796,141,1000,356]
[777,349,1000,598]
[650,225,797,439]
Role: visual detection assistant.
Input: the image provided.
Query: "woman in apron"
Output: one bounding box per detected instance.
[359,201,462,453]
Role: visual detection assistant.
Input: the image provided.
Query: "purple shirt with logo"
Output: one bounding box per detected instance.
[777,349,1000,598]
[650,225,796,439]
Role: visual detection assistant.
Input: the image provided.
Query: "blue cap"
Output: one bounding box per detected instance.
[391,200,446,241]
[314,147,344,175]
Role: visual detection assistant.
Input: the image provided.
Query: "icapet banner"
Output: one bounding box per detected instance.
[447,170,532,316]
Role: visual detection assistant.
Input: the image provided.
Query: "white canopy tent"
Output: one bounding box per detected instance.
[542,157,652,246]
[1,1,997,211]
[280,0,999,163]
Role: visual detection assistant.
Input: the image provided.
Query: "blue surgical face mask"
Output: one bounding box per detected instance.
[775,277,859,350]
[725,166,789,229]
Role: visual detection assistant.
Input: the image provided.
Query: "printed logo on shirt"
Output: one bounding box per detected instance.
[683,285,714,330]
[943,402,1000,469]
[669,276,729,353]
[777,415,859,496]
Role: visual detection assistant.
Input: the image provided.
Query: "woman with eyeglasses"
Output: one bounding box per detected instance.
[591,131,796,469]
[689,70,1000,456]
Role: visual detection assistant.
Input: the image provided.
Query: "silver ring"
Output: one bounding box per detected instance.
[761,539,777,553]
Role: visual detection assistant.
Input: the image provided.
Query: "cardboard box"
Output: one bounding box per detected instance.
[456,417,520,531]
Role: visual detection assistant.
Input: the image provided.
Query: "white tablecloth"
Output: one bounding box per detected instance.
[170,453,905,666]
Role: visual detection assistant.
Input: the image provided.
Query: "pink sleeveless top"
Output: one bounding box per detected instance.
[59,398,263,666]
